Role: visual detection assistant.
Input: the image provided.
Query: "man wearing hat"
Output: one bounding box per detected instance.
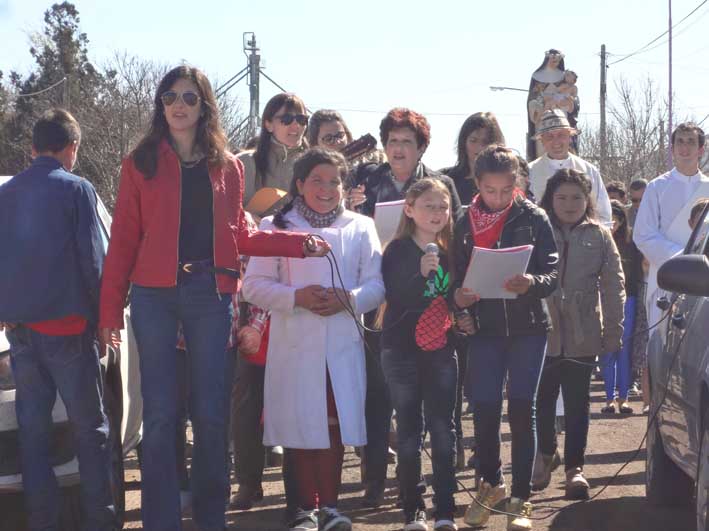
[529,109,612,224]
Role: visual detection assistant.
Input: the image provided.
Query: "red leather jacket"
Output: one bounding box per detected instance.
[99,140,306,329]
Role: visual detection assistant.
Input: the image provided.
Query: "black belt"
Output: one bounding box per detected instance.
[179,261,240,279]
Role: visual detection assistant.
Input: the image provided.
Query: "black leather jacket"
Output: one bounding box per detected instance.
[350,162,463,222]
[452,197,559,336]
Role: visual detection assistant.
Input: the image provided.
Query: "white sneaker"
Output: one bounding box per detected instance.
[404,509,429,531]
[433,518,458,530]
[565,467,590,500]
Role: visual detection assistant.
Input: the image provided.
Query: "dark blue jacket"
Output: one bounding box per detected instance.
[0,157,105,325]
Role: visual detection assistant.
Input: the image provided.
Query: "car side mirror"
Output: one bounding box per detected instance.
[658,254,709,297]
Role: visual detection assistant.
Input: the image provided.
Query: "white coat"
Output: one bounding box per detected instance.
[529,152,613,225]
[633,168,709,326]
[241,208,385,449]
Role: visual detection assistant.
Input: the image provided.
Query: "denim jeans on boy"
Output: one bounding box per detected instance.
[467,334,546,500]
[130,272,234,531]
[536,355,595,471]
[8,326,115,531]
[601,296,636,402]
[381,346,457,518]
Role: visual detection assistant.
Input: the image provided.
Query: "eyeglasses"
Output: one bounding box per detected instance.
[321,131,347,144]
[161,90,201,107]
[275,113,308,126]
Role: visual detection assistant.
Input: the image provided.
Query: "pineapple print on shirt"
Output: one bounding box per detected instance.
[415,265,453,351]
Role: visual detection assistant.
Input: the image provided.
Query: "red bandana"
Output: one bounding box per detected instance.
[468,192,520,249]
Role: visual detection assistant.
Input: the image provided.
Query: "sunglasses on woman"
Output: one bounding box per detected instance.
[161,90,201,107]
[275,113,308,126]
[321,131,347,144]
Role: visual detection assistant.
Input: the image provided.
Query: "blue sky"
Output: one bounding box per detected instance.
[2,0,708,169]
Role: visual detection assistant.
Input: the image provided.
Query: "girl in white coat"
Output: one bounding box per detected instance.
[242,148,385,531]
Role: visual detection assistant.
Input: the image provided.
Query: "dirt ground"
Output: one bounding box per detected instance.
[0,380,696,531]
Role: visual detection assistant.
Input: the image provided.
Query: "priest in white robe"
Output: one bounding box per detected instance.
[529,109,612,224]
[633,122,709,329]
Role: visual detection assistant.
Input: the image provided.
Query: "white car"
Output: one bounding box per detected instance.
[0,176,142,529]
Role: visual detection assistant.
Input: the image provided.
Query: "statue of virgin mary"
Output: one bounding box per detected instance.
[527,49,580,159]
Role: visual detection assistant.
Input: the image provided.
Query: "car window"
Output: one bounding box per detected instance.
[95,195,111,250]
[685,204,709,256]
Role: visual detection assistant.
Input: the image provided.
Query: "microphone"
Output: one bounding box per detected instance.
[425,243,439,292]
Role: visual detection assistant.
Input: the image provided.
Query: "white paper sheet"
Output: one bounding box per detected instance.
[374,199,405,246]
[462,245,534,299]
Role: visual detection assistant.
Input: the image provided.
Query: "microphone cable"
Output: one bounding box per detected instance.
[323,247,692,521]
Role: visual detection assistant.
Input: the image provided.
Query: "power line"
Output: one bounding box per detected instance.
[608,0,708,65]
[14,77,67,98]
[621,4,709,58]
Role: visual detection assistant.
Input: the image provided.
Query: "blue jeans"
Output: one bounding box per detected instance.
[467,334,546,500]
[601,296,636,401]
[8,326,115,531]
[381,346,457,518]
[130,273,234,531]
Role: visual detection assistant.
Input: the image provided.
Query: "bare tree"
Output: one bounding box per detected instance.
[580,77,668,185]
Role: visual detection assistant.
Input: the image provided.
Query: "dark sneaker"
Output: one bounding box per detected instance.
[289,508,318,531]
[361,480,385,508]
[229,484,263,511]
[404,509,428,531]
[318,506,352,531]
[433,517,458,530]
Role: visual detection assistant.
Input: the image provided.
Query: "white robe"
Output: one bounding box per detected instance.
[529,153,613,225]
[632,168,709,327]
[241,208,385,449]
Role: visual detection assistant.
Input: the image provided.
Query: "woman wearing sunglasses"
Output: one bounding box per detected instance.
[99,65,328,531]
[240,92,309,205]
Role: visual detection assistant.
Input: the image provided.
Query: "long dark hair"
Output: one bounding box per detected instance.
[132,65,227,179]
[540,168,597,226]
[272,148,348,229]
[254,93,307,177]
[448,112,505,179]
[611,200,630,246]
[307,109,353,147]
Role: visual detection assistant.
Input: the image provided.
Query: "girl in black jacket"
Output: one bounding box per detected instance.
[453,146,558,531]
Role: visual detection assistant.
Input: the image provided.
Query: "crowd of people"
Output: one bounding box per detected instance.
[0,63,706,531]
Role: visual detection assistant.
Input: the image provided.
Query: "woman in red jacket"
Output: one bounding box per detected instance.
[99,65,327,531]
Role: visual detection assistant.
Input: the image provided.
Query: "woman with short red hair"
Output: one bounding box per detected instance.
[345,108,462,508]
[348,107,462,220]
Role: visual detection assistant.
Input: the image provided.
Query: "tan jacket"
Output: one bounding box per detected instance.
[546,219,626,357]
[238,138,306,204]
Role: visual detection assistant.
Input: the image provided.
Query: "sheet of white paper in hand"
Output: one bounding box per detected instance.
[462,245,534,299]
[374,199,405,246]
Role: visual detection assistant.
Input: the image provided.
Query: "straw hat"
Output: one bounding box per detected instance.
[535,109,578,138]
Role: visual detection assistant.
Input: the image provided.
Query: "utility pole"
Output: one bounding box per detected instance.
[659,118,665,168]
[667,0,673,169]
[600,44,607,176]
[244,33,260,141]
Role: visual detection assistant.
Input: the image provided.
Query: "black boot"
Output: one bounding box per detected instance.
[229,484,264,511]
